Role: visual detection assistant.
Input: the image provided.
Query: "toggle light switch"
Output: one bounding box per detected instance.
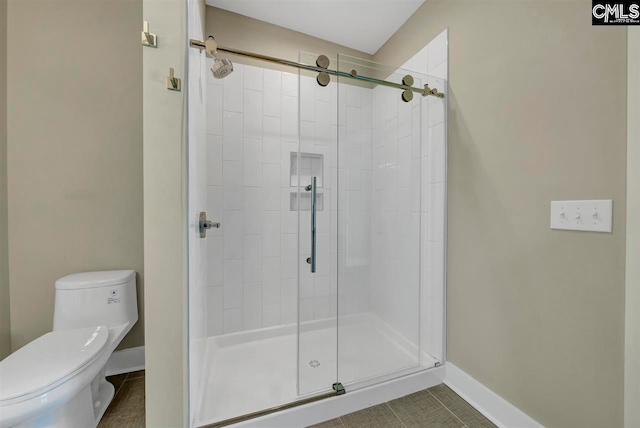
[550,200,612,232]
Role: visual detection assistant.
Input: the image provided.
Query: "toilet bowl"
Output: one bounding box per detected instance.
[0,270,138,428]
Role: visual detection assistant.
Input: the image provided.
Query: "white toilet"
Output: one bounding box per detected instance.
[0,270,138,428]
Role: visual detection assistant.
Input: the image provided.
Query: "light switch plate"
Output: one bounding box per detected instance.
[550,200,612,232]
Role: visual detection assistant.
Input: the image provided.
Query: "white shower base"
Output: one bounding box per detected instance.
[194,313,439,427]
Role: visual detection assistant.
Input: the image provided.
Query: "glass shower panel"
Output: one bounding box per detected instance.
[296,52,338,396]
[422,74,447,366]
[336,54,447,389]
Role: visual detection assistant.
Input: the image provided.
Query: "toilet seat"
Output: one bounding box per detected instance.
[0,326,109,405]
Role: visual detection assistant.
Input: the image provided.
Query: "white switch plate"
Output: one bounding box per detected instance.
[550,200,612,232]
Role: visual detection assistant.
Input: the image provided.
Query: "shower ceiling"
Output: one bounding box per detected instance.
[206,0,425,55]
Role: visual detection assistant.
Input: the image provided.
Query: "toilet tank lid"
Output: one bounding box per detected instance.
[55,270,136,290]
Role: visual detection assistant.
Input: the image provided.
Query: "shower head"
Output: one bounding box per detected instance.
[211,58,234,79]
[205,36,234,79]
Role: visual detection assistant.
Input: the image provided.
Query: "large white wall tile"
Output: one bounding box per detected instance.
[263,163,281,211]
[243,65,263,92]
[262,211,281,257]
[207,84,223,135]
[263,303,281,327]
[222,112,243,162]
[281,72,298,97]
[427,182,445,243]
[223,63,244,113]
[300,76,316,122]
[263,69,282,117]
[207,135,222,186]
[280,279,297,324]
[243,235,262,283]
[243,187,263,235]
[207,286,223,335]
[280,233,297,280]
[206,186,222,237]
[223,259,243,309]
[280,190,297,234]
[223,211,243,259]
[243,138,262,187]
[223,308,243,334]
[243,282,262,330]
[244,89,263,140]
[222,162,242,210]
[262,258,281,305]
[427,96,445,129]
[263,117,281,164]
[281,95,298,143]
[427,123,446,183]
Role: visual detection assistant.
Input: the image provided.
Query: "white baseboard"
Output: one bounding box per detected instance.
[444,362,544,428]
[105,346,145,376]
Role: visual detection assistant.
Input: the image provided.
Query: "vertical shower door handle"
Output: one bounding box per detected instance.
[306,177,317,273]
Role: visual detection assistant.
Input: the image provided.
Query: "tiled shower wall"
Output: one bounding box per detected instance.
[205,63,373,335]
[349,29,448,360]
[204,30,447,353]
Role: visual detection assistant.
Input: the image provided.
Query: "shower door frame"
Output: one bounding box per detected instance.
[189,42,448,428]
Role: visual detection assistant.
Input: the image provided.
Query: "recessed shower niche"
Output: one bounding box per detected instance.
[290,151,324,211]
[290,151,324,188]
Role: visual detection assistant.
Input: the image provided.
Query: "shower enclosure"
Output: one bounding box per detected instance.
[187,31,448,427]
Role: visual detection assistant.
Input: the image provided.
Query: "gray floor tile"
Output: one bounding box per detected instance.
[428,385,496,428]
[98,377,145,428]
[341,404,405,428]
[307,418,345,428]
[106,373,128,397]
[388,389,465,428]
[126,370,146,380]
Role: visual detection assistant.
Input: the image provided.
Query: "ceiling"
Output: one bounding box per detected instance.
[206,0,425,55]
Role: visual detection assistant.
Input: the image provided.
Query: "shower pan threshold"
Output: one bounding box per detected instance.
[194,313,441,427]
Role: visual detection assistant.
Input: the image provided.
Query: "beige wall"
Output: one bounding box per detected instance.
[0,0,10,360]
[142,0,188,425]
[6,0,144,352]
[206,6,373,69]
[375,1,627,427]
[625,27,640,428]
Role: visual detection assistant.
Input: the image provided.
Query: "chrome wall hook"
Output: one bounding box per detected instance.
[142,21,157,48]
[167,68,181,91]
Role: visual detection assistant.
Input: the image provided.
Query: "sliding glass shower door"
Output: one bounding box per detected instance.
[296,52,447,397]
[336,55,446,390]
[296,52,339,396]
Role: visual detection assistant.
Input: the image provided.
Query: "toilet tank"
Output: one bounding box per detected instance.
[52,270,138,331]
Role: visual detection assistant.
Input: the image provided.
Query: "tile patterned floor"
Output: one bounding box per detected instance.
[308,385,496,428]
[99,370,495,428]
[98,370,145,428]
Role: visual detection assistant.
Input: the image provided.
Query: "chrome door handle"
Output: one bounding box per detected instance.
[199,211,220,238]
[306,177,317,273]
